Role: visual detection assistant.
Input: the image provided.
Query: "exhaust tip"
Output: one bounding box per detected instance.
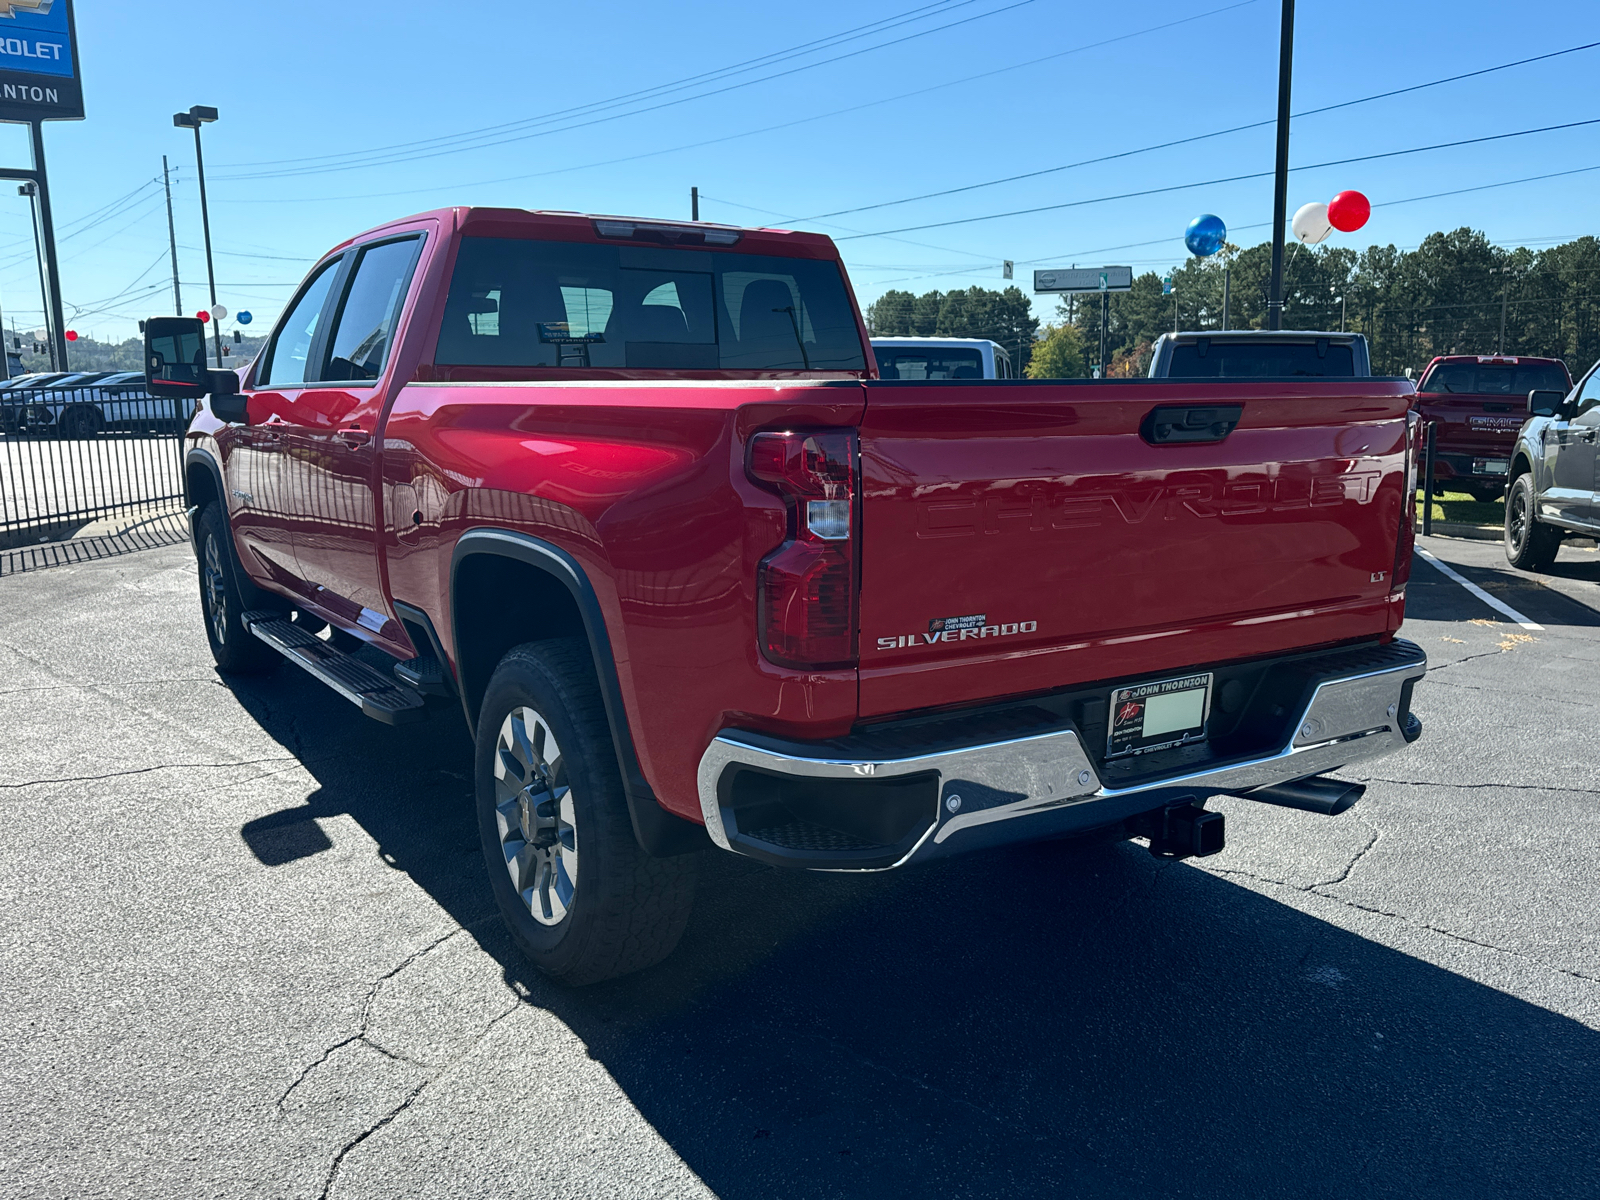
[1237,776,1365,816]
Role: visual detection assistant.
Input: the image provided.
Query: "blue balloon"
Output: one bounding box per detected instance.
[1185,214,1227,257]
[236,310,253,325]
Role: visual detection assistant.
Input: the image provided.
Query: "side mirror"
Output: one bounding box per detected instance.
[144,315,249,423]
[1528,389,1565,417]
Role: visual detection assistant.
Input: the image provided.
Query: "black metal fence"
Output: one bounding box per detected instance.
[0,384,193,552]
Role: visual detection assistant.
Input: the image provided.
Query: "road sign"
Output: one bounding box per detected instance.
[0,0,83,124]
[1162,274,1174,296]
[1033,266,1133,294]
[1002,260,1013,280]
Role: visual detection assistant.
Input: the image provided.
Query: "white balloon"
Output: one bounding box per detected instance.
[1292,201,1332,246]
[210,304,229,321]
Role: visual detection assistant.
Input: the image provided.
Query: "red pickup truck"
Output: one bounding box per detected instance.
[144,208,1427,984]
[1414,354,1573,501]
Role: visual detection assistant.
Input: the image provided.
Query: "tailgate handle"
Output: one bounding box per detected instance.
[1141,404,1243,445]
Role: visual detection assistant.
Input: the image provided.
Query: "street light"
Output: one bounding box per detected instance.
[174,105,221,367]
[16,181,53,369]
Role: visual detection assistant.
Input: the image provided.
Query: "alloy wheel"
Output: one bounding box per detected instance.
[1508,487,1528,552]
[493,706,578,926]
[202,533,228,646]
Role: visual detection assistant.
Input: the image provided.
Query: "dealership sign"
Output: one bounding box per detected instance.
[0,0,82,123]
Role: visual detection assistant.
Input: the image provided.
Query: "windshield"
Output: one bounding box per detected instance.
[874,347,984,379]
[437,238,865,371]
[1418,362,1570,395]
[1166,340,1355,378]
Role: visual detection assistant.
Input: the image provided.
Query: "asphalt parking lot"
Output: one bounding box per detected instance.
[4,534,1600,1200]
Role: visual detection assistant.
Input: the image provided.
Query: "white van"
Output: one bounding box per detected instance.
[870,337,1015,380]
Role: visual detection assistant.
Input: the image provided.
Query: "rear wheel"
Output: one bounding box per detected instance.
[475,639,696,985]
[1460,481,1504,504]
[1505,473,1560,572]
[196,503,281,674]
[59,405,104,439]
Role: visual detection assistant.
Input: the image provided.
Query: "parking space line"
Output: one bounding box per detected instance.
[1417,548,1543,630]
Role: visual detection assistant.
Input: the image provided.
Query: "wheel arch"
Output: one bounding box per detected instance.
[449,529,706,857]
[185,448,224,515]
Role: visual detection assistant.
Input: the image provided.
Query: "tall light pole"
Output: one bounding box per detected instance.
[1266,0,1295,331]
[17,181,54,369]
[174,105,221,366]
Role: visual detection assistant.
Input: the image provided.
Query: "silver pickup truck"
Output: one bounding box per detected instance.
[1505,358,1600,570]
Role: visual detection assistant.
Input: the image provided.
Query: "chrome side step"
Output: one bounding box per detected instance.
[242,611,427,725]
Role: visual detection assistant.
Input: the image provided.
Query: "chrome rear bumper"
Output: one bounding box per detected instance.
[697,640,1426,870]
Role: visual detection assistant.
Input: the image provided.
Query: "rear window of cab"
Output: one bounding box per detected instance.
[436,237,865,371]
[1417,361,1571,395]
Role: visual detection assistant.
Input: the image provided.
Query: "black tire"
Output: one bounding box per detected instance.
[1461,482,1504,504]
[1504,473,1560,572]
[196,503,282,674]
[474,639,696,985]
[59,405,104,439]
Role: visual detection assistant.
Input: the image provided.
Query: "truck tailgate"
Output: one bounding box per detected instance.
[857,379,1412,718]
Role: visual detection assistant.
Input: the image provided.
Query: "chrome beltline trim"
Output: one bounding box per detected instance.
[697,649,1426,865]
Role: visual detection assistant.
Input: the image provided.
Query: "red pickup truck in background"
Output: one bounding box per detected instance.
[144,208,1427,984]
[1413,354,1573,501]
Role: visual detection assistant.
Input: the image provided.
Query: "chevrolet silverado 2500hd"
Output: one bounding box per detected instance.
[143,208,1427,984]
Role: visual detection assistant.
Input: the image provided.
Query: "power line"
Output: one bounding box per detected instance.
[207,0,1260,207]
[857,163,1600,287]
[213,0,1042,183]
[214,0,986,173]
[838,118,1600,240]
[791,39,1600,223]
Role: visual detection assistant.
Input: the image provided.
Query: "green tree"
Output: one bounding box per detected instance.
[1026,323,1085,378]
[865,285,1040,371]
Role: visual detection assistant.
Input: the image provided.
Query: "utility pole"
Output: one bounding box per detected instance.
[162,155,182,316]
[1222,265,1231,330]
[691,186,699,221]
[174,106,221,366]
[1099,290,1109,379]
[1266,0,1295,331]
[1497,267,1514,353]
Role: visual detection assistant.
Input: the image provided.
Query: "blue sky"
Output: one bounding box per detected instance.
[1,0,1594,344]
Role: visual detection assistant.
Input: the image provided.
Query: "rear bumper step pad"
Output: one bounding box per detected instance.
[242,611,427,725]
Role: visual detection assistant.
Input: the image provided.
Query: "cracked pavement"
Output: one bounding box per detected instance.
[3,535,1600,1198]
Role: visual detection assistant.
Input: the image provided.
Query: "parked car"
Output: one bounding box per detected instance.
[9,373,170,438]
[1415,355,1572,502]
[871,336,1014,379]
[146,207,1428,984]
[1504,360,1600,569]
[1148,330,1372,378]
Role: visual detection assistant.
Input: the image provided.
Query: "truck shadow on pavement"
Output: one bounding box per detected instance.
[227,666,1600,1200]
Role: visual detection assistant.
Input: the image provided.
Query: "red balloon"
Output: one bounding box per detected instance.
[196,310,211,323]
[1328,190,1371,233]
[65,330,78,341]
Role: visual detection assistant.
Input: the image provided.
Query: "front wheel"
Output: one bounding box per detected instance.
[1504,474,1560,572]
[196,503,281,674]
[475,639,696,985]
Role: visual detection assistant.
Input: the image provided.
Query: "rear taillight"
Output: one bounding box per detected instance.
[1391,410,1419,592]
[747,429,858,668]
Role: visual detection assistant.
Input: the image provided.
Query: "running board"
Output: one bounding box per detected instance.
[242,611,428,725]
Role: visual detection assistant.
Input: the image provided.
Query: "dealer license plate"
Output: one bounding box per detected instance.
[1107,672,1213,759]
[1473,459,1508,475]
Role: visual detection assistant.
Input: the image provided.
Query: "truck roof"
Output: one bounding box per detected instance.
[1157,330,1364,343]
[320,207,843,264]
[870,337,1006,349]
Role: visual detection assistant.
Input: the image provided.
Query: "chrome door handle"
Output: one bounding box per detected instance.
[338,427,371,447]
